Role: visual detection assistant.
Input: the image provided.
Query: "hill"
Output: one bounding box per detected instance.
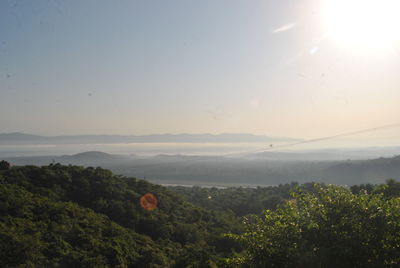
[5,152,400,186]
[321,155,400,184]
[0,164,241,267]
[5,151,134,167]
[1,164,400,267]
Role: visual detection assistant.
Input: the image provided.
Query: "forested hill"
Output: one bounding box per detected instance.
[0,164,243,267]
[1,163,400,267]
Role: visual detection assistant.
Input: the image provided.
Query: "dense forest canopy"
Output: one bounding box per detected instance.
[0,164,242,267]
[1,163,400,267]
[227,185,400,267]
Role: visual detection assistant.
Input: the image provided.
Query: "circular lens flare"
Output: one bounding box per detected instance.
[140,193,158,211]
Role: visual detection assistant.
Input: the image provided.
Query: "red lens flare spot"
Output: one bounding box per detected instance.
[140,193,158,211]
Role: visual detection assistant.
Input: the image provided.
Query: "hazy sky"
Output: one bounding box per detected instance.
[1,0,400,139]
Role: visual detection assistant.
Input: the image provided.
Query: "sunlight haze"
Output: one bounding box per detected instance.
[1,0,400,141]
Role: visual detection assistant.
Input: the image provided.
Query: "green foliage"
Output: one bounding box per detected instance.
[374,179,400,198]
[169,183,297,217]
[2,164,400,267]
[0,164,240,267]
[227,184,400,267]
[0,184,169,267]
[0,160,10,170]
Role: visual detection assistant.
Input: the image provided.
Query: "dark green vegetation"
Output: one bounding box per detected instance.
[0,160,10,170]
[226,184,400,267]
[169,183,300,217]
[0,164,242,267]
[1,163,400,267]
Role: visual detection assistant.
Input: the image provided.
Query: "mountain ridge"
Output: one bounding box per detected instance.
[0,132,302,144]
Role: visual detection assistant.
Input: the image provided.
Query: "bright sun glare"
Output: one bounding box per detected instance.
[322,0,400,54]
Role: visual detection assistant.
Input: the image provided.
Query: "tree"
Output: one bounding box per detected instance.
[0,160,10,170]
[374,179,400,198]
[227,184,400,267]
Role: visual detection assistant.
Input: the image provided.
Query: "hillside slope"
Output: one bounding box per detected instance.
[0,164,241,267]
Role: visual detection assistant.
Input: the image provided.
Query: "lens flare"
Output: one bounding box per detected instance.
[140,193,158,211]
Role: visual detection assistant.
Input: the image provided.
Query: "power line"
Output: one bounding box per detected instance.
[227,122,400,156]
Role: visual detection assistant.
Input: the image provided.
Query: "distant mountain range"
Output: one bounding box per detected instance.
[0,132,301,144]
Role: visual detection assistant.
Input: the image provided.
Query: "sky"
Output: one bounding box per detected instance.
[1,0,400,140]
